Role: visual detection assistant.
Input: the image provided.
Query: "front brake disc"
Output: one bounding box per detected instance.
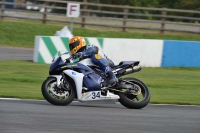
[49,83,68,97]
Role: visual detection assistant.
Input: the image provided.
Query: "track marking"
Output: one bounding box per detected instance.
[0,98,199,107]
[0,98,21,100]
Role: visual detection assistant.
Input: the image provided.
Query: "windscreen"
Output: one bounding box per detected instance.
[51,50,71,64]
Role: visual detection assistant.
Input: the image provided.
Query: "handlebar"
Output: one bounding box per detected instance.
[64,55,74,63]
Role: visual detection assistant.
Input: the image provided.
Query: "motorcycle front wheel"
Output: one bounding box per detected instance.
[116,78,150,109]
[41,77,75,106]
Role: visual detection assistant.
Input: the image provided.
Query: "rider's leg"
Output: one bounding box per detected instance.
[91,54,117,85]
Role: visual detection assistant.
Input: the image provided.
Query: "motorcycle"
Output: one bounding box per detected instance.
[41,50,150,109]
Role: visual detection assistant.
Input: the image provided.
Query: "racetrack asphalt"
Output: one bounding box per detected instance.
[0,47,200,133]
[0,99,200,133]
[0,46,33,60]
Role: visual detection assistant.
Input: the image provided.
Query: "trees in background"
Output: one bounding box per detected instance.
[86,0,200,10]
[85,0,200,22]
[32,0,199,22]
[25,0,200,10]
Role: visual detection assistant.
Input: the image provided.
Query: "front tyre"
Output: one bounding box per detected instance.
[117,78,150,109]
[41,77,75,106]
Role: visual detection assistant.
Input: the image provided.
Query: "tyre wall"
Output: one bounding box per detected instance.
[33,36,200,67]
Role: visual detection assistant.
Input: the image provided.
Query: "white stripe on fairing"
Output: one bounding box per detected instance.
[39,38,53,64]
[87,38,103,51]
[51,37,68,52]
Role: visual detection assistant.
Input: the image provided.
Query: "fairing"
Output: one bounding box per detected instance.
[48,50,139,102]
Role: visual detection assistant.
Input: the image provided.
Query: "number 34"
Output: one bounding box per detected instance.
[92,92,100,99]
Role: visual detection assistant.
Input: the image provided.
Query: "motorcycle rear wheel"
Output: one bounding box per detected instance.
[117,78,150,109]
[41,77,75,106]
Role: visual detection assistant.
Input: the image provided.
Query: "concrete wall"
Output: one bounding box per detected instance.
[33,36,200,67]
[162,40,200,67]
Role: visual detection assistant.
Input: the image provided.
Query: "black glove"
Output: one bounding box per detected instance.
[65,58,71,63]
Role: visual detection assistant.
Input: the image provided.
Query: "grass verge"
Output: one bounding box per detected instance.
[0,20,200,48]
[0,60,200,105]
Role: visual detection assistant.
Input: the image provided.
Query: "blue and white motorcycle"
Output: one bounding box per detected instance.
[41,51,150,109]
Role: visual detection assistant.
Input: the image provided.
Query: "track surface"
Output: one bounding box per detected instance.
[0,46,33,60]
[0,99,200,133]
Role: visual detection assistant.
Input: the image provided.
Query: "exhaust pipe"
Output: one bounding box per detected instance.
[124,65,142,75]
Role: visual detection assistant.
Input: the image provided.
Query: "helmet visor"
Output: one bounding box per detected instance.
[69,41,80,54]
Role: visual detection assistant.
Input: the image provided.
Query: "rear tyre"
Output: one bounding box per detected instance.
[117,78,150,109]
[41,77,75,106]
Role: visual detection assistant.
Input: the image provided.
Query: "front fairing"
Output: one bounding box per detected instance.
[49,51,71,75]
[49,57,65,75]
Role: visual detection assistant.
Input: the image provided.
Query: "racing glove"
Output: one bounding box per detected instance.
[72,52,83,59]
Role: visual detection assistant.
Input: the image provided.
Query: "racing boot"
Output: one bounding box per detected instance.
[105,67,118,85]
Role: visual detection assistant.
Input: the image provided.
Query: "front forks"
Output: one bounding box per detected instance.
[49,74,69,90]
[49,75,62,88]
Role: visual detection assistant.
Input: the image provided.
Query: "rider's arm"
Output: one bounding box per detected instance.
[82,46,98,57]
[74,45,99,59]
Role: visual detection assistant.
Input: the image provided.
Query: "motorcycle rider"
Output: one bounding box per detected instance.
[69,36,118,85]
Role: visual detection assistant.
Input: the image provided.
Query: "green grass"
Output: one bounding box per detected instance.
[0,60,49,99]
[0,60,200,105]
[0,20,200,48]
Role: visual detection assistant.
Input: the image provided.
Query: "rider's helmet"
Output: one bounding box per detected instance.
[69,36,86,54]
